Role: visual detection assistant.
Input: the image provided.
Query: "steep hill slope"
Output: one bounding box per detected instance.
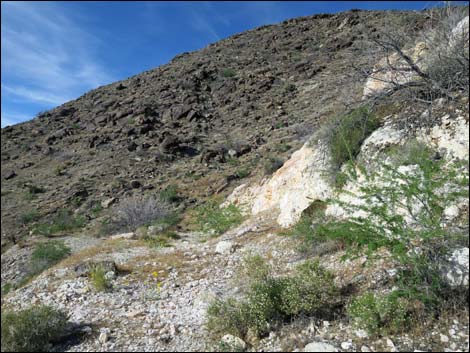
[1,9,428,248]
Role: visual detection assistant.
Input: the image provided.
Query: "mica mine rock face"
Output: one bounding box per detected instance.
[250,142,333,227]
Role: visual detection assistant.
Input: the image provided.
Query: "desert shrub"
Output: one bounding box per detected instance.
[113,195,169,231]
[222,68,236,78]
[90,202,103,217]
[207,257,338,339]
[195,199,243,237]
[89,264,111,291]
[20,209,41,225]
[279,260,338,316]
[263,156,284,175]
[234,167,251,179]
[318,106,380,175]
[29,240,71,275]
[347,292,410,336]
[1,305,68,352]
[313,147,468,326]
[363,4,468,111]
[33,209,85,236]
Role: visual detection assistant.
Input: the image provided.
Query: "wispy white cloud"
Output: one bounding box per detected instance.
[1,1,115,126]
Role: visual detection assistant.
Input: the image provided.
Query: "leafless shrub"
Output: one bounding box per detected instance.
[113,195,169,231]
[359,3,469,117]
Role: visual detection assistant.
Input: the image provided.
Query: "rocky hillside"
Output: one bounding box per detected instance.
[1,6,469,353]
[1,9,430,248]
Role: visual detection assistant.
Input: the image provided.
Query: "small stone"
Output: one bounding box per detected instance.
[361,346,371,352]
[101,197,116,208]
[355,329,369,338]
[221,334,246,350]
[4,171,17,180]
[98,332,108,344]
[440,334,449,343]
[303,342,338,352]
[341,341,353,350]
[215,240,235,255]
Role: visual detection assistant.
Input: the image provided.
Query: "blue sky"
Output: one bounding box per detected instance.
[0,1,456,127]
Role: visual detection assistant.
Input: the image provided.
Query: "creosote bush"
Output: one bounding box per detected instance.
[1,305,68,352]
[207,256,338,339]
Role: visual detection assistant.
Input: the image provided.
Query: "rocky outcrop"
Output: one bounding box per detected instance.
[225,141,334,227]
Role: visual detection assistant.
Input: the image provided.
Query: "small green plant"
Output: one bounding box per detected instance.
[1,282,13,296]
[194,199,244,237]
[20,209,41,225]
[347,292,410,336]
[90,202,103,217]
[29,240,71,276]
[33,209,85,236]
[127,117,135,125]
[54,164,66,176]
[234,167,251,179]
[222,68,236,78]
[89,264,111,291]
[1,305,68,352]
[159,185,180,203]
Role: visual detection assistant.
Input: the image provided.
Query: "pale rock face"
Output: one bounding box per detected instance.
[417,115,469,161]
[250,142,333,227]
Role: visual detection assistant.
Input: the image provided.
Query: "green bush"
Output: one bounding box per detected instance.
[29,240,71,276]
[207,257,338,339]
[313,147,468,326]
[89,264,111,291]
[20,209,41,225]
[222,68,236,78]
[329,107,380,168]
[279,260,338,316]
[159,185,181,203]
[195,199,243,237]
[1,305,68,352]
[33,209,85,236]
[347,292,410,336]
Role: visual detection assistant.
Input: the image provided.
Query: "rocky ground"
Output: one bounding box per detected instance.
[2,210,469,352]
